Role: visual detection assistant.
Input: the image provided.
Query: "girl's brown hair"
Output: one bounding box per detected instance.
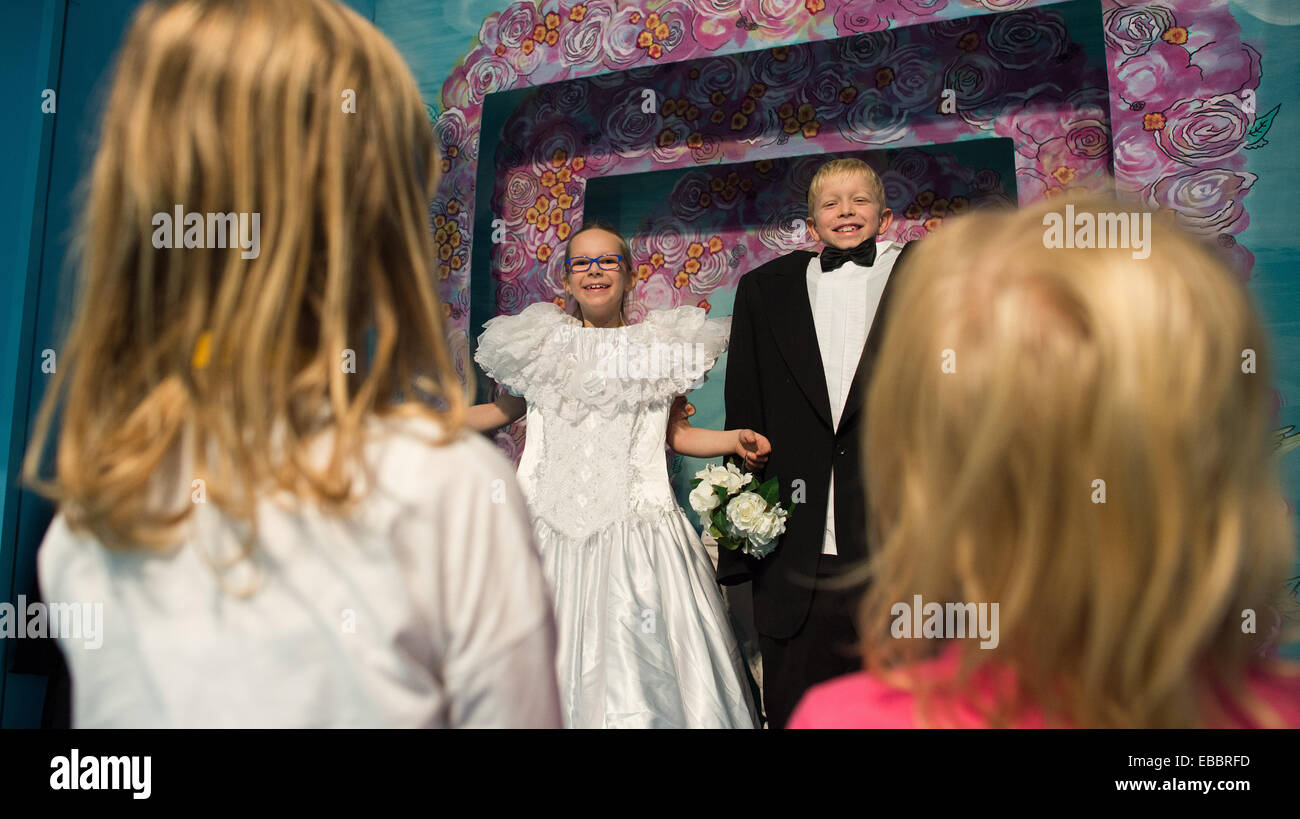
[859,196,1297,728]
[25,0,465,554]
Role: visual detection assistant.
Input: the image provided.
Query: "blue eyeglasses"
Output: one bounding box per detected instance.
[566,254,624,273]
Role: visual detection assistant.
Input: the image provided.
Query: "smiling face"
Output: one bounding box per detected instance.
[563,227,633,320]
[806,171,893,250]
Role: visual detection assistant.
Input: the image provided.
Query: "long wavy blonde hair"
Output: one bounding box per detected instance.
[859,196,1298,728]
[25,0,465,553]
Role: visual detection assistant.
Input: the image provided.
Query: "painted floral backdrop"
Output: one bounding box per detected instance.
[426,0,1280,468]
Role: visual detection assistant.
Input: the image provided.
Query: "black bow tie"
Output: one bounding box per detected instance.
[820,240,877,272]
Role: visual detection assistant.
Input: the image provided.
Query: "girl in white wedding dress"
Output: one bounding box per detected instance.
[467,224,765,729]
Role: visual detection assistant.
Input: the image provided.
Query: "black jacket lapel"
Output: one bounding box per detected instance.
[759,252,833,431]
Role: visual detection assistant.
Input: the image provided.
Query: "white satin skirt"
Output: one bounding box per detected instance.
[536,507,758,729]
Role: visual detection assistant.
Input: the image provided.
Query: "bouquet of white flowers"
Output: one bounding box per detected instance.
[688,462,791,559]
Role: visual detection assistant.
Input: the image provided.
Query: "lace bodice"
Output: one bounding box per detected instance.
[474,303,730,538]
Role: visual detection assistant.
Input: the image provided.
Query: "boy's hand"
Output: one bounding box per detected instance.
[736,429,771,471]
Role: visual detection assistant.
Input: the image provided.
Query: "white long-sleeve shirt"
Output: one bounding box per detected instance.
[806,240,905,555]
[38,416,562,728]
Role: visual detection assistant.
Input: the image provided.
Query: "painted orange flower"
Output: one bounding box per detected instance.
[532,24,546,42]
[557,223,572,240]
[550,183,565,198]
[748,82,767,99]
[549,209,564,226]
[772,46,789,61]
[447,145,459,158]
[741,98,756,115]
[904,203,923,220]
[727,171,739,185]
[541,169,557,186]
[552,148,568,166]
[801,121,820,138]
[1051,165,1076,185]
[571,156,585,171]
[686,105,700,121]
[439,244,453,261]
[740,178,753,192]
[839,86,858,104]
[637,263,653,281]
[646,12,660,29]
[696,301,710,314]
[447,199,462,215]
[783,117,801,135]
[538,244,552,262]
[930,198,949,218]
[709,177,725,193]
[648,43,663,59]
[662,99,677,117]
[731,112,749,130]
[439,264,450,280]
[558,193,574,209]
[522,39,534,55]
[875,67,895,89]
[545,29,559,46]
[1162,26,1188,45]
[630,12,641,24]
[797,103,816,123]
[545,12,560,29]
[654,23,669,39]
[553,295,567,308]
[674,271,690,288]
[923,217,943,232]
[958,31,979,52]
[685,258,701,274]
[441,158,451,173]
[637,30,653,48]
[721,185,738,202]
[651,252,665,267]
[495,44,506,56]
[755,159,773,173]
[525,207,539,225]
[686,132,704,149]
[708,236,723,253]
[434,214,446,227]
[777,102,794,119]
[806,0,826,13]
[557,167,572,182]
[569,5,586,23]
[449,231,461,248]
[916,190,935,208]
[687,242,704,258]
[710,91,726,106]
[657,128,677,147]
[535,196,550,213]
[1143,112,1167,130]
[950,195,969,214]
[450,255,463,270]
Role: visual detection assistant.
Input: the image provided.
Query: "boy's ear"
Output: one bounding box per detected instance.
[877,208,894,236]
[805,216,819,244]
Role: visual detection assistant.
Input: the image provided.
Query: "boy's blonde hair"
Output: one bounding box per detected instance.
[859,196,1297,728]
[25,0,464,552]
[807,158,886,212]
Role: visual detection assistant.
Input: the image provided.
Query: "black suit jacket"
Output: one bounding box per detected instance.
[719,242,913,639]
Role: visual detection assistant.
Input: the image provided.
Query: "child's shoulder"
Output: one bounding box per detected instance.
[744,249,818,282]
[365,415,520,504]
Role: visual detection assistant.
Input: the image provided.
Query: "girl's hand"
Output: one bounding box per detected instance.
[736,429,771,471]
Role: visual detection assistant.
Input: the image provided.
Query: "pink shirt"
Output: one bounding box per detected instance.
[788,652,1300,729]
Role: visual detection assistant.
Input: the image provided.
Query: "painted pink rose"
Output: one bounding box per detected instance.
[495,2,537,49]
[832,0,893,35]
[561,0,613,67]
[1101,3,1175,58]
[1111,129,1179,192]
[692,0,744,52]
[1154,94,1250,166]
[1064,118,1111,160]
[1113,41,1200,111]
[1145,168,1256,237]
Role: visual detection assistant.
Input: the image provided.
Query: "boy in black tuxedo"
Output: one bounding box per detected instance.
[720,158,914,728]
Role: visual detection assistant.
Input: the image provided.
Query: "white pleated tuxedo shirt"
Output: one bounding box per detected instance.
[806,239,905,555]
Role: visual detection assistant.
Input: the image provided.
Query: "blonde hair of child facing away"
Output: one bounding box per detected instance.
[806,158,886,213]
[858,196,1297,728]
[24,0,465,553]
